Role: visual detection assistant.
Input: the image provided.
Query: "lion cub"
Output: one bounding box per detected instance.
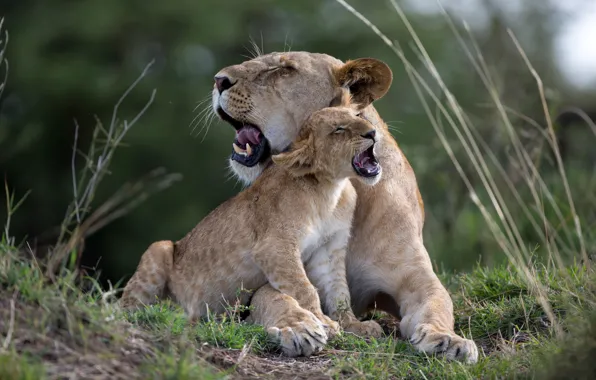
[120,90,384,352]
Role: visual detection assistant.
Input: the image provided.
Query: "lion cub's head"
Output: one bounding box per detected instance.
[271,89,382,186]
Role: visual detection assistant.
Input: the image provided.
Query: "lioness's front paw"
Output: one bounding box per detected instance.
[410,323,479,364]
[343,320,384,339]
[266,311,328,357]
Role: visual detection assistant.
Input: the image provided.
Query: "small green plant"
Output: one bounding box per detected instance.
[0,352,46,380]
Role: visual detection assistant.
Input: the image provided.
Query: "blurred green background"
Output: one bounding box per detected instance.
[0,0,594,285]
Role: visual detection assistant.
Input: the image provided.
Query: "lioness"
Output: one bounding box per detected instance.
[209,52,479,363]
[120,90,384,356]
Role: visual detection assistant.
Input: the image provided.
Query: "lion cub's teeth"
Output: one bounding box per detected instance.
[246,143,253,156]
[233,144,247,156]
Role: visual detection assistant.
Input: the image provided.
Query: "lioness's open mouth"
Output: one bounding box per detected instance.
[353,144,381,177]
[216,108,270,167]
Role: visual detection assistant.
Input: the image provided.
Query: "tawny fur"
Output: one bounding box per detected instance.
[120,97,384,357]
[206,52,479,363]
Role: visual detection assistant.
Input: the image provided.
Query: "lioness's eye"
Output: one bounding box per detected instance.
[334,126,346,134]
[265,66,296,78]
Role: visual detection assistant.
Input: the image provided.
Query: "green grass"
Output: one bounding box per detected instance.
[2,237,595,379]
[0,352,46,380]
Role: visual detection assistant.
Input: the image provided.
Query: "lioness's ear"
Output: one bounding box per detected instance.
[334,58,393,107]
[271,135,314,176]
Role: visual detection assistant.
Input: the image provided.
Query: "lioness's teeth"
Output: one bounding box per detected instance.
[246,143,252,156]
[233,144,247,156]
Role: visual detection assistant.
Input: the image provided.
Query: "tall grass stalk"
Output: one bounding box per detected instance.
[0,18,8,100]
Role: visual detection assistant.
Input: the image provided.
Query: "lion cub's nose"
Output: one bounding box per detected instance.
[362,129,376,140]
[214,75,235,94]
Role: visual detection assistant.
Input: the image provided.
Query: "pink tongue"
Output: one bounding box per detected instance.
[354,152,373,168]
[236,126,261,146]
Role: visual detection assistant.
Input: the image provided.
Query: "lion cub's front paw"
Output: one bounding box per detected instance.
[316,313,341,340]
[343,319,384,339]
[410,323,479,364]
[267,310,328,357]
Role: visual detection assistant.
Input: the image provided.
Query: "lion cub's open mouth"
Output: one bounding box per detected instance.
[217,108,270,167]
[353,144,381,178]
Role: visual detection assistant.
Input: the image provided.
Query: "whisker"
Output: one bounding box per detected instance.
[259,32,264,57]
[193,95,212,112]
[246,36,263,59]
[386,124,402,134]
[189,105,213,135]
[189,92,214,129]
[201,109,218,142]
[191,103,219,138]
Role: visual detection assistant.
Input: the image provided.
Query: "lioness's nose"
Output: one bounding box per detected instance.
[214,75,235,94]
[362,129,376,140]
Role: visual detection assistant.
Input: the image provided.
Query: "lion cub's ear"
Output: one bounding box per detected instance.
[272,134,315,176]
[329,87,366,112]
[328,87,351,107]
[334,58,393,107]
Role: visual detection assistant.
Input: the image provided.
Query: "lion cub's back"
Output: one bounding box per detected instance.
[168,195,265,317]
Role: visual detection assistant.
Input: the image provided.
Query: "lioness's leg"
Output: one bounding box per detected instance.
[120,241,174,309]
[349,242,478,363]
[251,238,340,336]
[306,240,383,338]
[247,284,328,357]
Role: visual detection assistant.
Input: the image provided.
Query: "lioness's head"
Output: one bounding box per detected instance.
[271,89,382,186]
[212,51,392,184]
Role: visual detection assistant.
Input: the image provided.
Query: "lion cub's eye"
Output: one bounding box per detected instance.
[333,126,346,134]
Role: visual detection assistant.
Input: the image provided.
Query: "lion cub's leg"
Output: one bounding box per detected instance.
[251,237,339,337]
[247,284,328,357]
[120,240,174,309]
[306,235,383,339]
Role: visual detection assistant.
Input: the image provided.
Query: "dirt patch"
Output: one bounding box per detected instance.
[203,347,335,379]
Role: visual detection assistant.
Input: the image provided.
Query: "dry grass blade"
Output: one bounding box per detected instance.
[83,167,183,238]
[0,17,8,100]
[446,19,578,260]
[557,106,596,138]
[507,29,588,269]
[50,168,182,276]
[1,294,15,351]
[45,60,174,278]
[333,0,579,335]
